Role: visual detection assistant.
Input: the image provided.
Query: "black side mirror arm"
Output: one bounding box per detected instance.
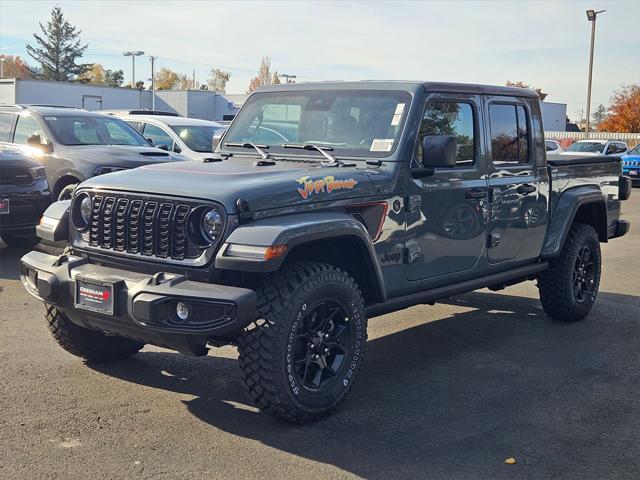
[410,168,435,179]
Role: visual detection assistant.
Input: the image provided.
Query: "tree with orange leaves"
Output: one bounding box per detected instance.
[598,84,640,133]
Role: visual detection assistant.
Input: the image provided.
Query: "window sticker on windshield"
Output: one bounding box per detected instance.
[371,139,394,152]
[44,116,58,121]
[391,103,405,126]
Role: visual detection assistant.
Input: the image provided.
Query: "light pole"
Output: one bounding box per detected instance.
[123,50,144,88]
[584,9,605,135]
[149,56,157,110]
[278,73,297,84]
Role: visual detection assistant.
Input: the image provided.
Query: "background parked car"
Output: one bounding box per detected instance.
[0,146,51,247]
[105,111,226,161]
[622,144,640,185]
[559,139,628,157]
[0,105,186,200]
[545,139,563,154]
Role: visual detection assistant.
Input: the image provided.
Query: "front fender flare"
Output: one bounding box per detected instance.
[216,212,386,300]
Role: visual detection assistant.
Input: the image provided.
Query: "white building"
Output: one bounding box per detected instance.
[540,101,567,132]
[0,78,241,121]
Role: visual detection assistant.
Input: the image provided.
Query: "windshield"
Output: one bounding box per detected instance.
[222,90,412,158]
[629,144,640,155]
[170,125,223,152]
[43,115,149,146]
[566,141,605,153]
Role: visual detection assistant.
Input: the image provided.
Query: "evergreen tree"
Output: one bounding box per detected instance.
[26,6,89,81]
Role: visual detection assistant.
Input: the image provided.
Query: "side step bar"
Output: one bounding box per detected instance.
[365,262,548,318]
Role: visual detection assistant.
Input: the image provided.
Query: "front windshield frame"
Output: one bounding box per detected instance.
[567,141,605,153]
[169,125,223,153]
[43,114,150,147]
[222,89,413,160]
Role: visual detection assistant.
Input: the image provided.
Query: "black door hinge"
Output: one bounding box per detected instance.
[404,195,422,213]
[487,233,500,248]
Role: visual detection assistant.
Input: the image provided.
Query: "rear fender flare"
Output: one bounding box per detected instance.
[541,186,607,258]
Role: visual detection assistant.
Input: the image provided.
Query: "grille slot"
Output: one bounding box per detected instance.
[82,192,207,261]
[0,166,32,186]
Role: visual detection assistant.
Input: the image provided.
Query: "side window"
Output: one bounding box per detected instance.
[142,124,173,150]
[489,104,529,165]
[126,121,143,133]
[417,101,475,167]
[545,140,556,152]
[13,114,48,144]
[0,113,15,142]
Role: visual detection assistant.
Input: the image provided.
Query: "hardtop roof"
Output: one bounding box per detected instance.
[255,80,539,98]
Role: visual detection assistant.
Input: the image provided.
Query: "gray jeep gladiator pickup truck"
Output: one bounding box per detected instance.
[20,81,632,423]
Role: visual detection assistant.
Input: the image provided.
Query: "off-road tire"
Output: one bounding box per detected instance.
[1,230,39,248]
[538,223,601,322]
[238,262,368,424]
[46,305,143,362]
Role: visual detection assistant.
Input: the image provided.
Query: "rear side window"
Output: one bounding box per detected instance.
[0,113,15,142]
[417,101,475,167]
[489,104,529,165]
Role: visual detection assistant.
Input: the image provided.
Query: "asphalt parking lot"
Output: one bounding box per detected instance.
[0,195,638,480]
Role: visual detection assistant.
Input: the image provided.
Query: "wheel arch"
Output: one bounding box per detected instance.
[52,174,82,199]
[216,212,387,303]
[541,186,608,258]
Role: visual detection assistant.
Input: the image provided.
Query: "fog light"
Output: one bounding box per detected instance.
[176,302,189,321]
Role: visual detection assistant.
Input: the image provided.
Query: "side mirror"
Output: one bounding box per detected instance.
[27,133,53,154]
[421,135,457,168]
[173,144,182,154]
[157,144,169,151]
[212,130,225,152]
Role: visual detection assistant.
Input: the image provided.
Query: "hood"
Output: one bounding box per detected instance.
[78,156,376,213]
[59,145,183,167]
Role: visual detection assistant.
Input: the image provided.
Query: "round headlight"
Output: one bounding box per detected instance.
[201,208,223,243]
[72,193,92,230]
[80,196,92,224]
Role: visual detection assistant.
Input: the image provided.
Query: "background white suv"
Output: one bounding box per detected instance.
[560,139,628,157]
[105,112,225,161]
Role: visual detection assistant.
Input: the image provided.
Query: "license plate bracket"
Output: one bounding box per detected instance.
[0,198,9,215]
[75,277,115,315]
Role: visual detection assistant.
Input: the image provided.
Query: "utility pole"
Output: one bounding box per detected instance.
[149,56,156,110]
[123,51,144,88]
[584,9,605,135]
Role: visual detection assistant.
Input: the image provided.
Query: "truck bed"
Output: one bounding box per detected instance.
[547,154,624,236]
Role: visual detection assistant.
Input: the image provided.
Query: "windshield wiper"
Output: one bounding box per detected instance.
[225,142,271,160]
[282,143,353,167]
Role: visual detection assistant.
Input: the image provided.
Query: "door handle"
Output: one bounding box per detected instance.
[517,184,537,195]
[465,188,488,199]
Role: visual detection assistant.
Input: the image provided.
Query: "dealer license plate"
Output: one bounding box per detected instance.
[0,198,9,215]
[75,277,114,315]
[629,170,638,176]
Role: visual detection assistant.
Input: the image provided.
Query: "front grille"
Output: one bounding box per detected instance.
[81,192,209,261]
[0,166,32,186]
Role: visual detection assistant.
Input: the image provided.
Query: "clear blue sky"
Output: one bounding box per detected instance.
[1,0,638,121]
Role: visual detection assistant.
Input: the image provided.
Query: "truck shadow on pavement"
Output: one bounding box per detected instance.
[89,289,640,479]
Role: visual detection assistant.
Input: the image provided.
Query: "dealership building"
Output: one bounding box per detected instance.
[0,78,244,121]
[0,78,567,130]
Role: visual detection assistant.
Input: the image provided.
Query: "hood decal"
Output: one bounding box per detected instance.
[296,175,358,200]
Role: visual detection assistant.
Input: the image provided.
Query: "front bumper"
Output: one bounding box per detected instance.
[20,251,256,355]
[0,186,51,233]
